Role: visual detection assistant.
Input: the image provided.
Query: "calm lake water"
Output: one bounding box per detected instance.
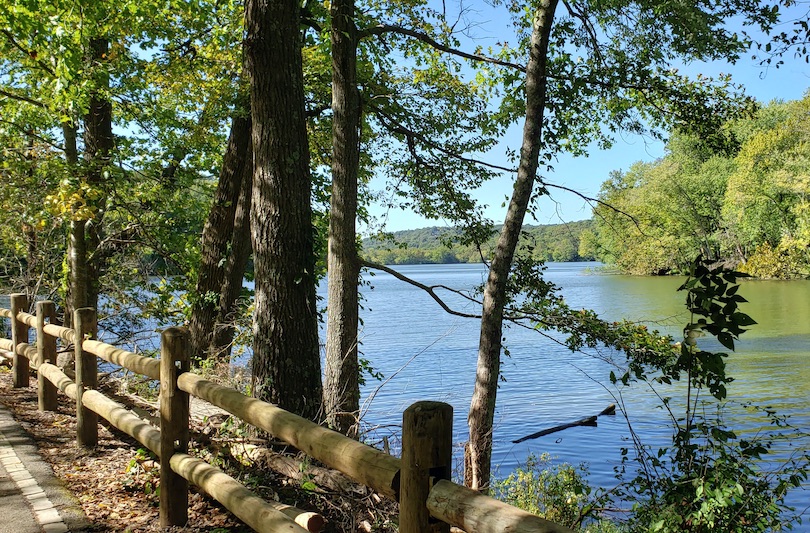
[347,262,810,524]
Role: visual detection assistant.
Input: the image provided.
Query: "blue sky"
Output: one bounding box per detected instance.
[364,5,810,232]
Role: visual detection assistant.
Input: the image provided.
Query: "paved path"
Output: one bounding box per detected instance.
[0,404,90,533]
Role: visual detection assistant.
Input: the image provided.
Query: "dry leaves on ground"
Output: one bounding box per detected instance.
[0,368,251,532]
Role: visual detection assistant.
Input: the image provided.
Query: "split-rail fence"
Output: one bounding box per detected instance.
[0,293,572,533]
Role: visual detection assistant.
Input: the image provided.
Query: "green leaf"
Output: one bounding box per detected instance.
[717,332,735,351]
[731,312,757,327]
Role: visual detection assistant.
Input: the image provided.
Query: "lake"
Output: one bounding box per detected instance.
[348,262,810,524]
[3,263,809,524]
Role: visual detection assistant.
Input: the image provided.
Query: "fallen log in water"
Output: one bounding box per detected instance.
[512,404,616,443]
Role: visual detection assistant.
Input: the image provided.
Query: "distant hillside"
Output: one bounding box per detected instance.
[362,220,596,265]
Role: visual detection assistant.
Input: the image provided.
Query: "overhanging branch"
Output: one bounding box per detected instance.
[360,259,481,319]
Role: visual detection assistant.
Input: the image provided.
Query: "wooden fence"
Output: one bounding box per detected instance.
[0,294,573,533]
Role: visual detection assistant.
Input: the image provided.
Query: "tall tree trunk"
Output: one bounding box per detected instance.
[465,0,558,491]
[324,0,361,437]
[188,114,252,362]
[245,0,323,420]
[62,121,80,325]
[209,134,254,361]
[23,138,37,296]
[66,37,113,325]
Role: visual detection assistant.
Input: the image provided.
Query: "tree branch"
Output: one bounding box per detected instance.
[360,259,481,318]
[542,181,642,229]
[0,88,46,108]
[370,103,516,173]
[0,118,64,152]
[359,24,526,71]
[0,30,57,76]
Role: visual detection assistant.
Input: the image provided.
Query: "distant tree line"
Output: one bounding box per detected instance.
[583,94,810,279]
[362,220,597,265]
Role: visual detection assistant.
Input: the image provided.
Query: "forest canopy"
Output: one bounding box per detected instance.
[585,93,810,279]
[362,220,596,264]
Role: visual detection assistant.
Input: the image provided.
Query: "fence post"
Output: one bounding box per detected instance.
[74,308,98,448]
[160,327,189,527]
[400,401,453,533]
[10,293,29,388]
[36,301,58,411]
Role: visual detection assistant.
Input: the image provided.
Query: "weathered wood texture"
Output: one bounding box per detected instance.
[11,294,29,388]
[400,402,452,533]
[83,339,160,379]
[36,301,58,411]
[170,454,318,533]
[37,363,78,400]
[75,308,99,447]
[43,322,76,343]
[17,311,37,328]
[428,479,575,533]
[176,372,401,499]
[14,343,37,361]
[160,327,190,527]
[56,364,321,532]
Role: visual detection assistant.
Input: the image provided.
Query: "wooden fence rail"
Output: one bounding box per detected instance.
[0,294,573,533]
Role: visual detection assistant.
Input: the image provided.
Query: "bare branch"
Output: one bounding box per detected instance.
[359,23,526,71]
[370,104,516,173]
[360,259,481,318]
[542,181,642,229]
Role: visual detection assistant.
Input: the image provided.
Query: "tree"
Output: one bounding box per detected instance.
[1,5,118,321]
[324,0,362,435]
[724,95,810,278]
[1,0,247,350]
[589,95,810,278]
[464,0,780,490]
[467,0,559,491]
[245,0,323,420]
[188,109,252,362]
[69,37,114,322]
[320,0,504,436]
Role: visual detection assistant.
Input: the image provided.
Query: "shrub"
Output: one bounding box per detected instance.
[493,453,620,531]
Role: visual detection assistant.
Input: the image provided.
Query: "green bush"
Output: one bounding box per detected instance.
[493,453,621,531]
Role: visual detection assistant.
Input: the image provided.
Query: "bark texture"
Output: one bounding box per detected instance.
[66,37,112,325]
[210,151,253,361]
[62,121,79,325]
[245,0,323,420]
[466,0,558,491]
[83,38,114,314]
[324,0,362,437]
[188,114,252,362]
